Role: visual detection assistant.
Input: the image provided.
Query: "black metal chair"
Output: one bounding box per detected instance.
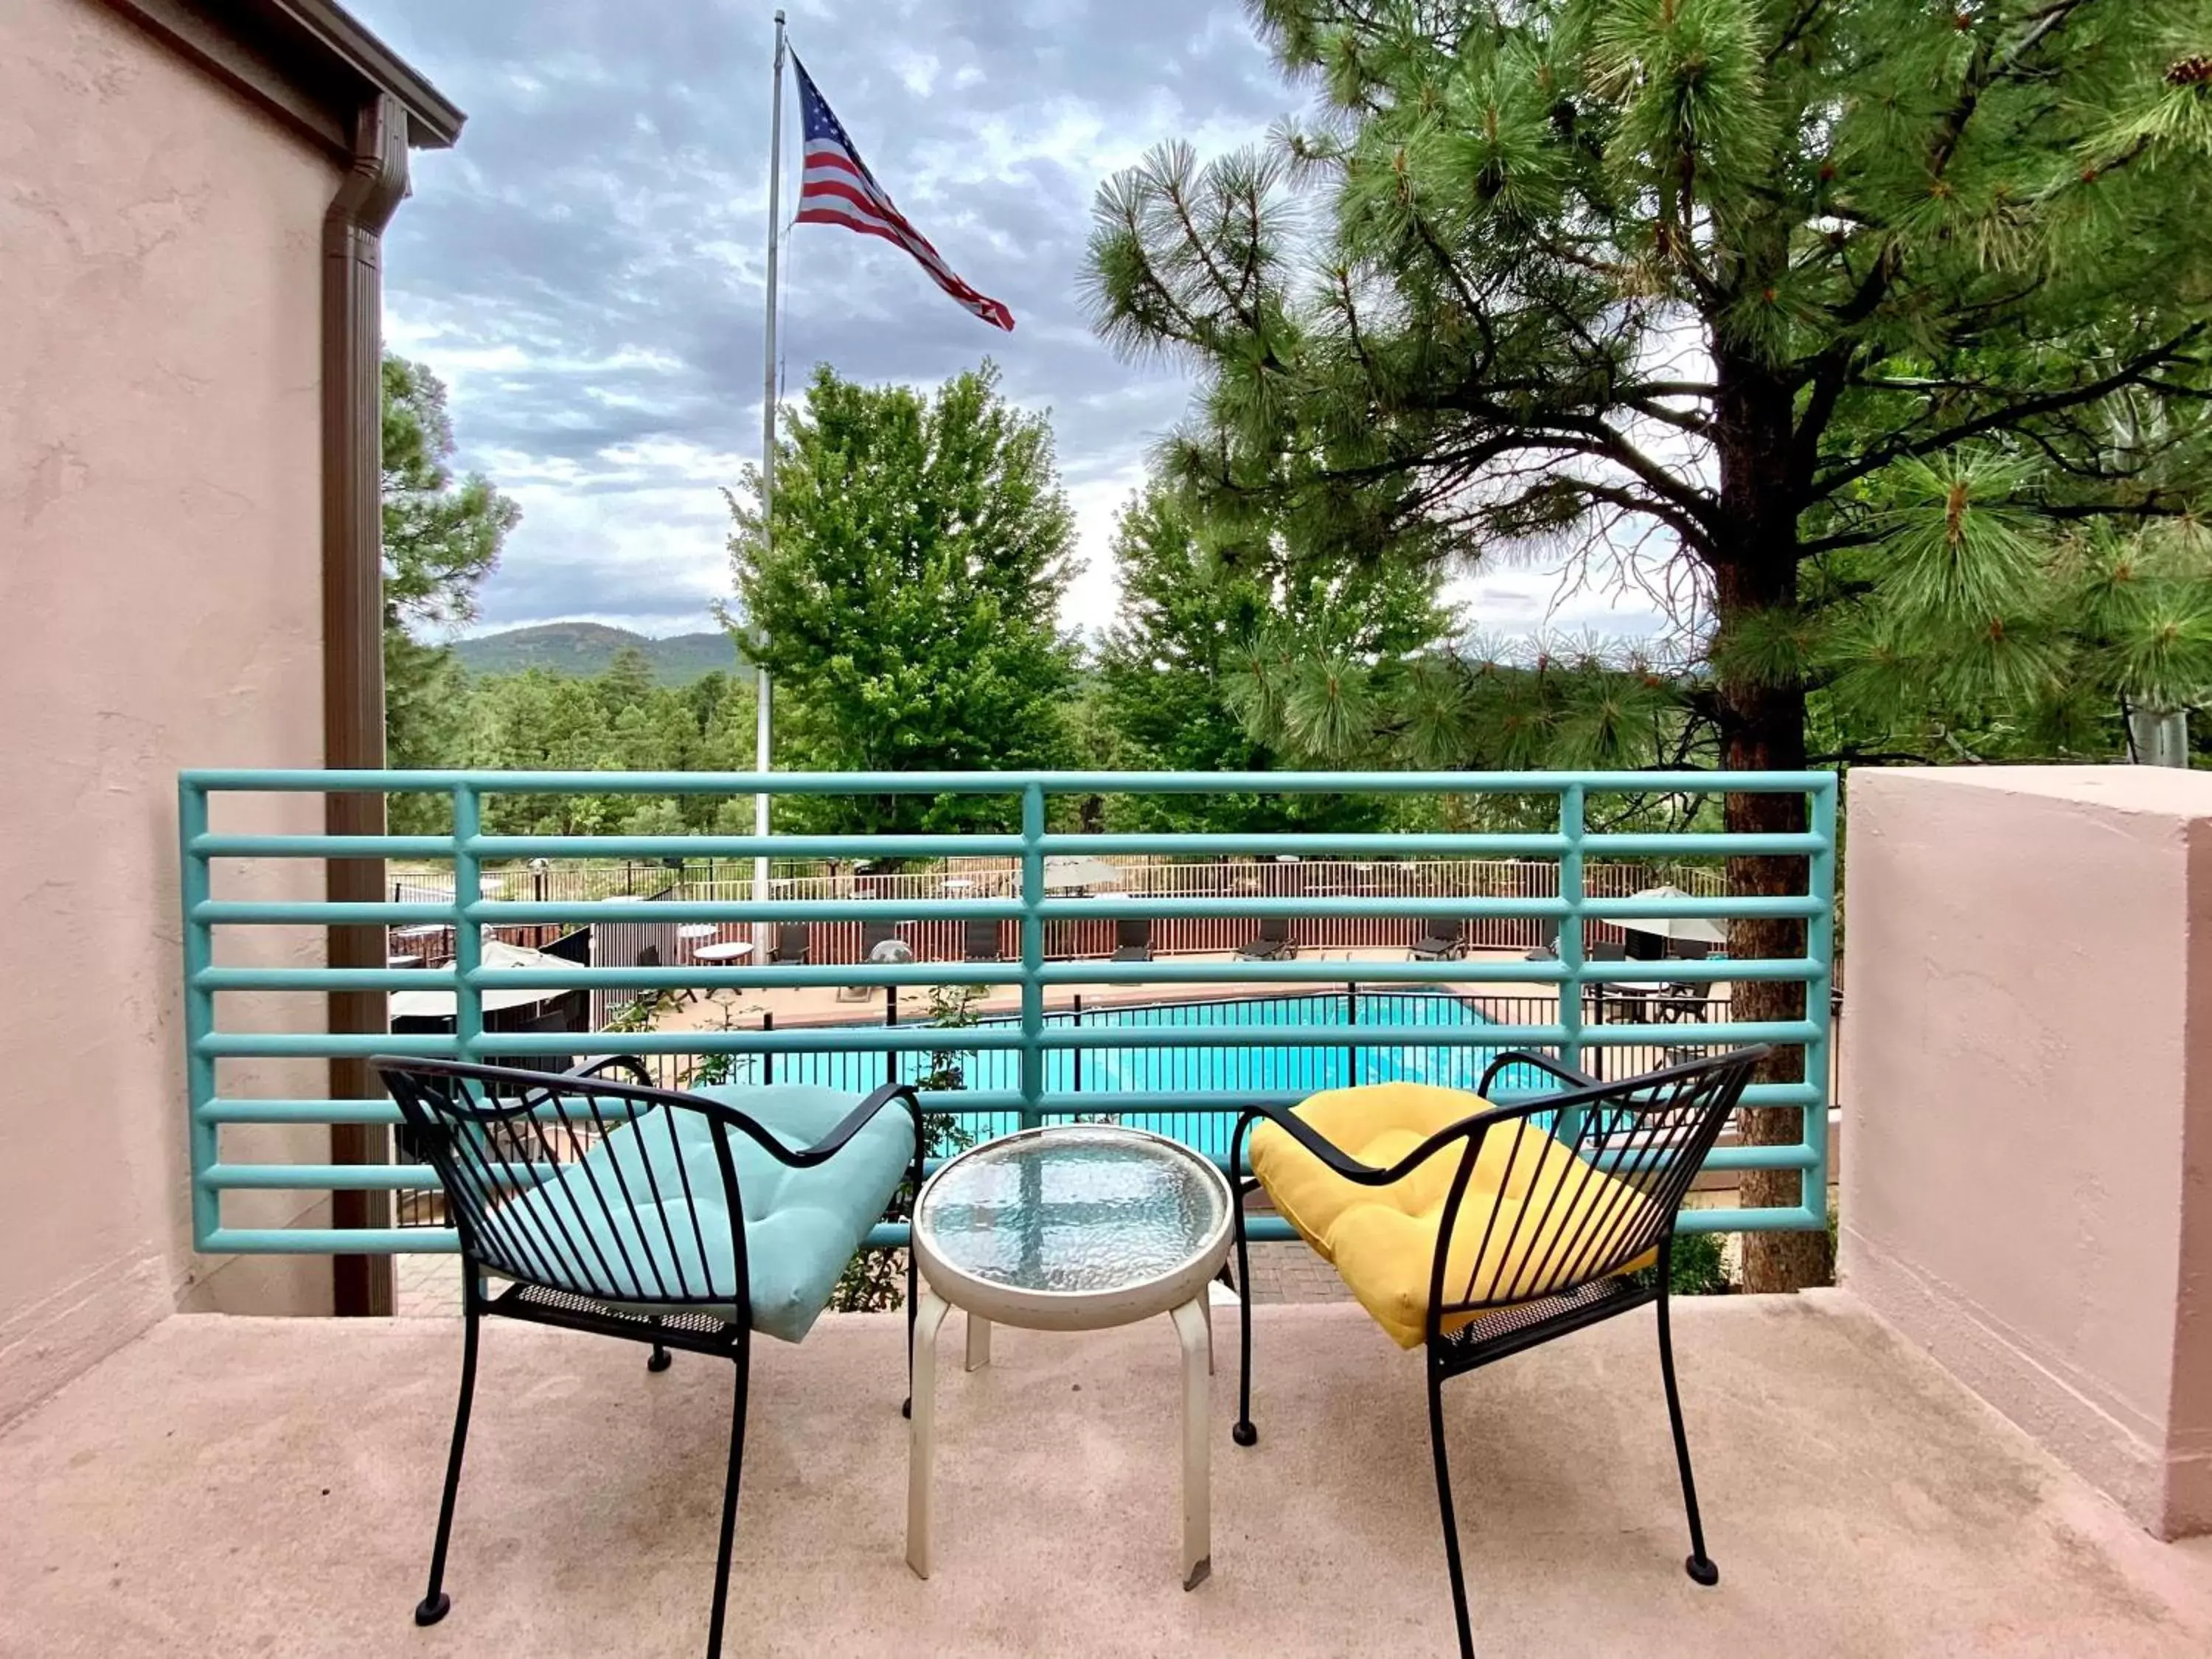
[1226,1046,1768,1657]
[374,1054,923,1658]
[1410,916,1467,960]
[1237,915,1295,960]
[1113,916,1152,962]
[768,922,810,965]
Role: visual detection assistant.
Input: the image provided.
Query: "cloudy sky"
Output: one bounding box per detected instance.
[364,0,1668,645]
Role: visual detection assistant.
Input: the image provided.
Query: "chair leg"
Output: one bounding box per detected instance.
[902,1121,922,1419]
[415,1302,481,1627]
[647,1315,672,1373]
[1656,1283,1719,1586]
[704,1340,750,1658]
[1231,1176,1258,1448]
[1425,1362,1476,1659]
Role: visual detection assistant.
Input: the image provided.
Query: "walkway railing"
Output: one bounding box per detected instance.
[181,769,1835,1256]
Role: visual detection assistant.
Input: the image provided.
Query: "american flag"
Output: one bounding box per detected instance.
[792,53,1015,332]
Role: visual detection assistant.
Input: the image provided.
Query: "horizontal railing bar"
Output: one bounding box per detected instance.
[192,1079,1822,1124]
[192,834,454,858]
[199,967,457,992]
[1579,832,1826,855]
[470,899,1028,925]
[205,1228,462,1253]
[1675,1206,1824,1234]
[1035,832,1567,856]
[187,959,1817,995]
[187,827,1820,861]
[1039,897,1568,921]
[468,834,1027,859]
[1695,1144,1818,1171]
[184,767,1834,798]
[194,902,451,925]
[198,1197,1826,1259]
[476,964,1027,991]
[196,1020,1819,1060]
[202,1163,556,1192]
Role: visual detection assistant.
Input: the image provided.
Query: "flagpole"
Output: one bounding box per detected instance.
[754,10,785,964]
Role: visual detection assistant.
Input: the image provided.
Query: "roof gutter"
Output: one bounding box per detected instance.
[322,94,411,1316]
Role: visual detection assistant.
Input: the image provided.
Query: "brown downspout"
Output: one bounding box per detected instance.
[324,93,409,1316]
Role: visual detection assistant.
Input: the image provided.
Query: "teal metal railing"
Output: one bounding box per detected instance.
[181,769,1835,1255]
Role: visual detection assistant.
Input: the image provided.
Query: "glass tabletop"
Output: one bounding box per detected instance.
[915,1126,1231,1296]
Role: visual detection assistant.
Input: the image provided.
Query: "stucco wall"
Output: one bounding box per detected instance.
[0,0,344,1425]
[1840,765,2212,1539]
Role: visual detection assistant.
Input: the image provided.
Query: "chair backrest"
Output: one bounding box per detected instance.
[1260,915,1289,943]
[860,918,899,953]
[964,917,1001,960]
[1427,1047,1767,1337]
[772,922,810,964]
[1427,916,1464,944]
[375,1057,748,1308]
[636,943,661,969]
[1588,940,1629,961]
[1116,917,1151,950]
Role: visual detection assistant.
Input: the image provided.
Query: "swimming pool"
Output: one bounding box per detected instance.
[742,989,1554,1162]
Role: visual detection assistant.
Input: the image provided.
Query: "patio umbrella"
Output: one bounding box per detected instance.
[1615,885,1728,945]
[389,939,579,1020]
[1041,855,1123,890]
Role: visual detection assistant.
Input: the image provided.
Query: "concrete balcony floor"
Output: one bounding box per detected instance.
[4,1295,2209,1657]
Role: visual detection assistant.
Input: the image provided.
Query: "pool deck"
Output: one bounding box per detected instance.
[650,947,1597,1034]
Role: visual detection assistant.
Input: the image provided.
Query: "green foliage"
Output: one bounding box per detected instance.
[728,362,1079,837]
[829,981,984,1315]
[1632,1229,1732,1298]
[381,354,521,828]
[1093,482,1450,832]
[1082,1,2212,769]
[395,661,759,835]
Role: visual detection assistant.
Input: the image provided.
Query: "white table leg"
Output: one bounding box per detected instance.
[1169,1295,1211,1590]
[964,1310,992,1372]
[906,1288,953,1580]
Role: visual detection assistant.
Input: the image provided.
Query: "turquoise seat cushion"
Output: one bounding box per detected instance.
[490,1084,914,1344]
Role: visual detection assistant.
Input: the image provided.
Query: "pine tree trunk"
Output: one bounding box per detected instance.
[1712,349,1832,1293]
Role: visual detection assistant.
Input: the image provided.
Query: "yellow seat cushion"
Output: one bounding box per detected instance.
[1249,1082,1658,1349]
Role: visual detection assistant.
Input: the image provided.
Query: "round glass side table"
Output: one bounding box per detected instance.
[905,1124,1234,1590]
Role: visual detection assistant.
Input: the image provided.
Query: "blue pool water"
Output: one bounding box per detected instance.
[745,989,1555,1163]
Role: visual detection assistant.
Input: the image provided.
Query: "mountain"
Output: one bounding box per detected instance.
[453,623,749,686]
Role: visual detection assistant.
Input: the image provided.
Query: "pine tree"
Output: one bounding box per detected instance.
[1085,1,2212,1287]
[1098,482,1451,831]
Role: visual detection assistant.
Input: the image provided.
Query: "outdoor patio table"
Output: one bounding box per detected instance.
[906,1124,1233,1590]
[692,941,754,962]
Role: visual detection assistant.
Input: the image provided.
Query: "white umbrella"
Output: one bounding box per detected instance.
[1041,855,1123,891]
[391,939,581,1020]
[1615,885,1728,945]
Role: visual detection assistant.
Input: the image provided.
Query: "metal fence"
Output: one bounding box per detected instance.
[181,768,1834,1256]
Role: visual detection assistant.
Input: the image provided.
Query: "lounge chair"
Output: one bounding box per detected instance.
[1113,917,1152,962]
[1409,917,1466,961]
[1225,1048,1767,1657]
[838,919,900,1000]
[1236,916,1294,961]
[768,922,810,965]
[963,917,1003,961]
[375,1054,922,1658]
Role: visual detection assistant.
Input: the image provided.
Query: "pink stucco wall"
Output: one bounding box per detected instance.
[1840,766,2212,1539]
[0,0,344,1424]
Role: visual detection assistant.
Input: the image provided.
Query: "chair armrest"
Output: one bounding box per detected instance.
[565,1054,654,1088]
[778,1082,924,1169]
[1479,1048,1600,1096]
[1238,1102,1396,1183]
